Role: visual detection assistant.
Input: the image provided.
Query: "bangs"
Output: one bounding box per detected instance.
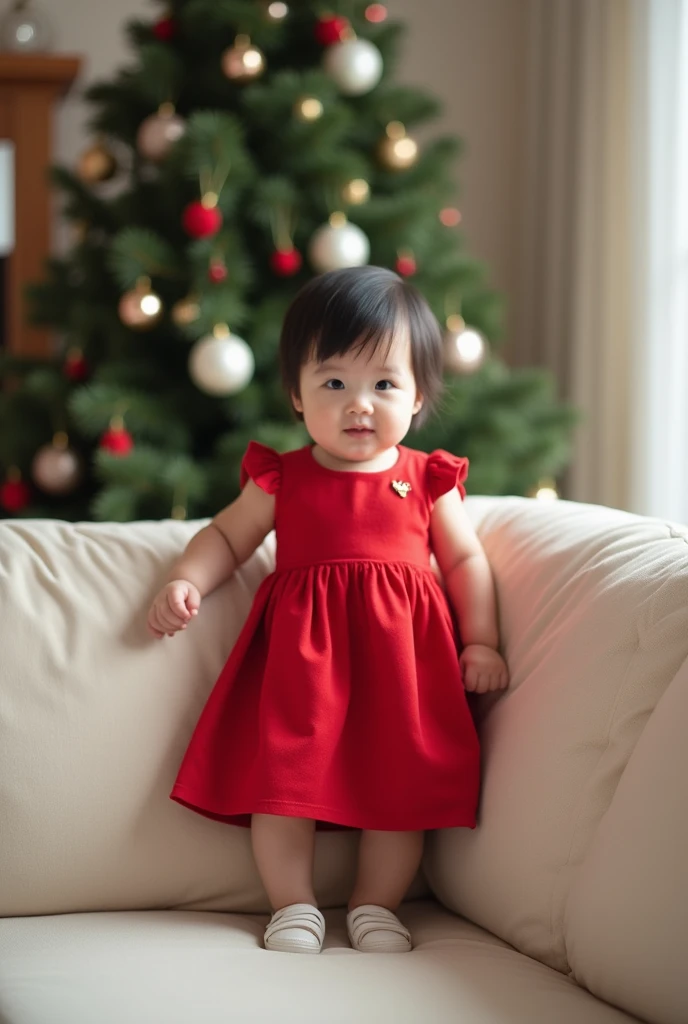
[303,269,407,366]
[309,319,399,366]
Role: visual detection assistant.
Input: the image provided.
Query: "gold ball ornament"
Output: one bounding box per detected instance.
[77,141,117,184]
[342,178,370,204]
[31,433,82,496]
[118,278,163,331]
[378,122,419,171]
[443,315,488,375]
[137,103,186,162]
[222,35,266,82]
[171,295,201,327]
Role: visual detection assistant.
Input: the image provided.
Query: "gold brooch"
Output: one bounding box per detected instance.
[391,480,412,498]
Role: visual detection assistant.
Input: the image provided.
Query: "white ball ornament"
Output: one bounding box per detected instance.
[188,327,255,396]
[324,38,383,96]
[308,213,370,273]
[137,104,186,162]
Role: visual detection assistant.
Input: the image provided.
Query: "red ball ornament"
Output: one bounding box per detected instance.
[100,425,134,457]
[63,348,89,382]
[153,16,177,41]
[315,14,350,46]
[270,247,303,277]
[208,259,228,284]
[182,200,222,239]
[0,477,31,513]
[395,253,417,277]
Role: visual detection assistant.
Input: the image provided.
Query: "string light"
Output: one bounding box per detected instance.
[342,178,370,204]
[295,97,323,121]
[267,2,289,18]
[531,480,560,501]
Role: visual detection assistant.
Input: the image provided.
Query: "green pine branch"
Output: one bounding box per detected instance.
[108,227,185,289]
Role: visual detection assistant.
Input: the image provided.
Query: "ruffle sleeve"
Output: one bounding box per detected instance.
[239,441,281,495]
[426,449,469,505]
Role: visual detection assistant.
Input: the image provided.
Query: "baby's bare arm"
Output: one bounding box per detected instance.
[430,489,509,692]
[430,489,497,642]
[170,480,275,596]
[147,481,274,638]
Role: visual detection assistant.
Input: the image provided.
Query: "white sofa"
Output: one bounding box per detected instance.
[1,496,687,1024]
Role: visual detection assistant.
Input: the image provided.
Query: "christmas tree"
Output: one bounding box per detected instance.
[0,0,575,521]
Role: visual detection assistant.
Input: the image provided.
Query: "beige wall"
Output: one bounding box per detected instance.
[47,0,528,353]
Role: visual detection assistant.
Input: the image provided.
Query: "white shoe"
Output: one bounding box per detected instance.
[264,903,325,954]
[346,905,412,953]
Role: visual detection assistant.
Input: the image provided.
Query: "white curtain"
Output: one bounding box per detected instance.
[629,0,688,523]
[518,0,688,523]
[516,0,635,510]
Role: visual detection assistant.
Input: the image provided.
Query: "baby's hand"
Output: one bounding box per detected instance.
[460,644,509,694]
[147,579,201,639]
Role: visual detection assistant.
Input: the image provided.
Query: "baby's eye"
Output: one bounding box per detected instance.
[325,379,345,390]
[375,380,395,390]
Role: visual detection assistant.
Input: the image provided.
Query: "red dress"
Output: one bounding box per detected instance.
[171,442,480,831]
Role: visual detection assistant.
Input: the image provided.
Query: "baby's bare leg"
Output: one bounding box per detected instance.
[349,830,425,911]
[251,813,317,911]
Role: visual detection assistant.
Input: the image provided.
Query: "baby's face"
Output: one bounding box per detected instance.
[292,325,423,467]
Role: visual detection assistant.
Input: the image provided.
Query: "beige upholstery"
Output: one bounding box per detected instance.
[0,519,427,918]
[565,652,688,1024]
[0,903,638,1024]
[424,500,688,984]
[1,496,686,1024]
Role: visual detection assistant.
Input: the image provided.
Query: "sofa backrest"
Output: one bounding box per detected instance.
[1,499,686,1024]
[424,497,688,1024]
[0,518,387,917]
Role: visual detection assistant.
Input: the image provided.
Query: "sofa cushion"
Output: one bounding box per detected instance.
[0,518,425,916]
[424,499,688,974]
[0,901,640,1024]
[565,652,688,1024]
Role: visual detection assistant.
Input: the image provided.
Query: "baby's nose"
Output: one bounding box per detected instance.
[348,392,374,413]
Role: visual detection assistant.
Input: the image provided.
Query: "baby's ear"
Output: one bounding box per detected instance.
[291,390,303,414]
[412,392,424,415]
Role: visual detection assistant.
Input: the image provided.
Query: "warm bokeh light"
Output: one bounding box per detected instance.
[531,480,560,501]
[342,178,370,204]
[454,328,485,368]
[140,293,162,317]
[439,207,462,227]
[365,4,388,22]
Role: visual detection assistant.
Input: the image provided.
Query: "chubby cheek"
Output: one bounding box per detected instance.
[298,389,331,425]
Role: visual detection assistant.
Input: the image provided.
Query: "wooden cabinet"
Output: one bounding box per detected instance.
[0,53,80,358]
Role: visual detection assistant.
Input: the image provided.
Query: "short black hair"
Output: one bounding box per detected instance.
[279,266,444,428]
